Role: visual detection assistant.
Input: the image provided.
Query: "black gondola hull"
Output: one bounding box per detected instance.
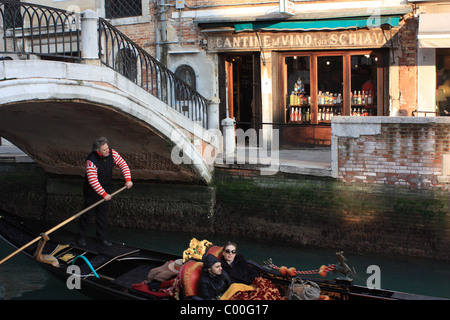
[0,210,446,301]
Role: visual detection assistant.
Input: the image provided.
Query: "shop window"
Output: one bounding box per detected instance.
[105,0,142,19]
[351,54,378,116]
[282,50,386,147]
[317,56,343,121]
[286,56,311,123]
[284,51,384,124]
[436,49,450,116]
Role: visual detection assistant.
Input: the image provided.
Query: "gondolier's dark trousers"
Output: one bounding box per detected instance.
[78,195,109,241]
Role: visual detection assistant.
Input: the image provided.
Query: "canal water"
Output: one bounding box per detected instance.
[1,224,449,300]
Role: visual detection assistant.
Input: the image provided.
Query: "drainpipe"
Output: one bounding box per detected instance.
[155,0,160,61]
[155,0,167,64]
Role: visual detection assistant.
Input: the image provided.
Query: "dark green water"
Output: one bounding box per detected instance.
[1,224,449,300]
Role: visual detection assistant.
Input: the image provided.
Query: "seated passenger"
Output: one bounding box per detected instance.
[220,241,258,285]
[197,254,231,300]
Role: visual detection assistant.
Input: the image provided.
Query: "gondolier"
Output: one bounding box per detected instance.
[77,137,133,247]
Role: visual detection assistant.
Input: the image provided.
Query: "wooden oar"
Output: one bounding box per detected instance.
[0,185,128,265]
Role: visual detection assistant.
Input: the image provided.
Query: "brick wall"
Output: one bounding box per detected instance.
[113,5,157,57]
[333,117,450,190]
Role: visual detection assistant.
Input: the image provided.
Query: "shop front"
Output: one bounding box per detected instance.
[203,14,404,148]
[279,48,387,147]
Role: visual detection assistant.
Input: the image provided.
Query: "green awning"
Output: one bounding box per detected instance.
[234,16,400,32]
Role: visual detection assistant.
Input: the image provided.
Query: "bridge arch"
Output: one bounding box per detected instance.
[0,60,217,184]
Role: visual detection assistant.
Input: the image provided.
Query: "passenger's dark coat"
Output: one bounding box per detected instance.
[197,255,231,300]
[221,254,258,285]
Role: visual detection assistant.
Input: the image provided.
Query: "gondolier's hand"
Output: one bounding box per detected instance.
[104,194,112,201]
[125,181,133,189]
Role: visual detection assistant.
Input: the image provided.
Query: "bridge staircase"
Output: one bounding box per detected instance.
[0,1,217,184]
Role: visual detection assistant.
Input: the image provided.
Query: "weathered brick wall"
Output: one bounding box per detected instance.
[333,117,450,190]
[113,5,157,57]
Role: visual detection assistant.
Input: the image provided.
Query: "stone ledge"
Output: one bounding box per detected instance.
[332,116,450,125]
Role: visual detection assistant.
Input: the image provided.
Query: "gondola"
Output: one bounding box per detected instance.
[0,209,445,301]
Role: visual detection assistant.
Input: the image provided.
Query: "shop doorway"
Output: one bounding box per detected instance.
[219,53,262,140]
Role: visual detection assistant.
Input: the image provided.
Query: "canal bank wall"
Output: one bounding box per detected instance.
[0,161,448,261]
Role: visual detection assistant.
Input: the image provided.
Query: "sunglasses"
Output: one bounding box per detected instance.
[225,249,236,254]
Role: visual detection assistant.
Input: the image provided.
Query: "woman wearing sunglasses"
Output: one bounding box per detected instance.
[220,241,258,285]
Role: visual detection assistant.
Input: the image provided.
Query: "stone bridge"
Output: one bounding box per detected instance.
[0,59,218,184]
[0,4,219,184]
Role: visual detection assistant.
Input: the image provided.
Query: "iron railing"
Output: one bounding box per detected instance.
[98,18,208,128]
[0,0,80,61]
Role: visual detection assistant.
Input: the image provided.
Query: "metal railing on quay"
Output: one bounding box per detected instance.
[98,18,208,128]
[0,0,80,61]
[412,110,438,117]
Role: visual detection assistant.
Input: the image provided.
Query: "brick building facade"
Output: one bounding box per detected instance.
[152,0,445,147]
[29,2,449,143]
[332,117,450,189]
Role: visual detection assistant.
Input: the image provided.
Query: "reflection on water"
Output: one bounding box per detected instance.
[1,225,449,300]
[0,256,47,300]
[0,241,88,300]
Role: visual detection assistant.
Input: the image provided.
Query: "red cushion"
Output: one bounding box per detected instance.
[179,246,223,297]
[160,278,175,288]
[180,260,203,297]
[207,246,223,259]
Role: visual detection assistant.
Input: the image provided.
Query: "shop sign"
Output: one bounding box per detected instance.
[207,29,397,52]
[279,0,295,16]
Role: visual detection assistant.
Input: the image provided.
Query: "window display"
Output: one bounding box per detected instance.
[351,54,378,116]
[317,56,343,122]
[286,56,311,123]
[281,50,385,147]
[436,49,450,116]
[284,50,382,125]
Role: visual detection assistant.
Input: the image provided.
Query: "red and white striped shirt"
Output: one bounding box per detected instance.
[86,149,131,198]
